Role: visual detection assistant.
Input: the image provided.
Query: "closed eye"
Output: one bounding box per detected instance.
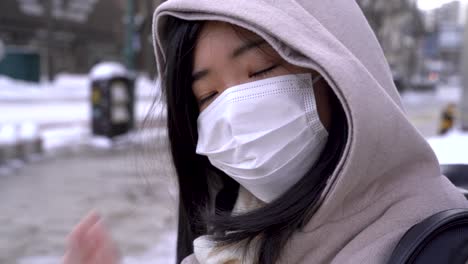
[249,65,278,79]
[197,64,279,108]
[199,92,218,107]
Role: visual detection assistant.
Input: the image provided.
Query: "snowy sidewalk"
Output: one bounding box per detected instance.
[0,140,177,264]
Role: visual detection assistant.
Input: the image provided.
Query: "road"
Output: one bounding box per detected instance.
[0,142,177,264]
[402,85,462,137]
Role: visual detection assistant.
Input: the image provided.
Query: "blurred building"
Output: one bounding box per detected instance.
[357,0,424,85]
[0,0,162,81]
[435,2,463,79]
[435,1,461,25]
[462,3,468,131]
[133,0,163,78]
[419,1,464,82]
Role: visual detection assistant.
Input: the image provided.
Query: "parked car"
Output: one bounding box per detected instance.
[409,74,438,92]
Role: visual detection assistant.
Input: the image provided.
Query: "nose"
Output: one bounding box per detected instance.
[218,72,250,94]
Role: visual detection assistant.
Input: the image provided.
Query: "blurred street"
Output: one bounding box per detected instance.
[0,139,177,264]
[402,83,462,137]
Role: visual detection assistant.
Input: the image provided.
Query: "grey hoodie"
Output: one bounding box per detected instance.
[152,0,468,263]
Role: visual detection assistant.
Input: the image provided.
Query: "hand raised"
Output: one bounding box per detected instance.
[63,212,120,264]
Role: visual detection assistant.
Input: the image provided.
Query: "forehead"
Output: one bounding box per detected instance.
[194,22,260,61]
[197,21,259,44]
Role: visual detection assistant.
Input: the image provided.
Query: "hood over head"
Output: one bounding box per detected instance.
[153,1,467,263]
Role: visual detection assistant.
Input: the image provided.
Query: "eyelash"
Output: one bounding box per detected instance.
[199,92,218,106]
[198,65,279,106]
[249,65,278,79]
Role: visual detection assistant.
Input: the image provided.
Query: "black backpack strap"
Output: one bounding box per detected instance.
[388,208,468,264]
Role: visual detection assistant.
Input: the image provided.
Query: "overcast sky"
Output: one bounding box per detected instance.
[418,0,467,24]
[417,0,462,10]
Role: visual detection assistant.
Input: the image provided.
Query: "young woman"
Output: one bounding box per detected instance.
[63,1,468,263]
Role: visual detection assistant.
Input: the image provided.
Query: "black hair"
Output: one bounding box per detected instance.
[160,16,348,264]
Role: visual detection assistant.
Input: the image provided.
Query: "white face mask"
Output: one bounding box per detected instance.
[196,73,329,203]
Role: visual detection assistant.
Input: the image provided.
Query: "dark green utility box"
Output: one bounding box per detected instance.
[0,48,40,82]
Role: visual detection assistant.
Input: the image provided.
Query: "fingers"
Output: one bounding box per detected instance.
[67,211,100,246]
[63,212,120,264]
[63,212,100,264]
[62,213,120,264]
[85,219,121,264]
[82,219,108,261]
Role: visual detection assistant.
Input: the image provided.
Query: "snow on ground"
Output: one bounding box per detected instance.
[0,73,159,101]
[401,83,468,165]
[0,74,162,123]
[428,130,468,165]
[0,123,16,145]
[435,84,463,104]
[40,125,90,151]
[0,74,88,101]
[0,73,166,154]
[0,100,157,124]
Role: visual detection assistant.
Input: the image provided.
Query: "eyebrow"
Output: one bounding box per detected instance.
[192,39,267,82]
[192,69,209,82]
[231,39,266,58]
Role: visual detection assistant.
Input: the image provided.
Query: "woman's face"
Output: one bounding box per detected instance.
[192,21,332,130]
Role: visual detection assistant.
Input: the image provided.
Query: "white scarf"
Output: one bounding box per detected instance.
[182,187,264,264]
